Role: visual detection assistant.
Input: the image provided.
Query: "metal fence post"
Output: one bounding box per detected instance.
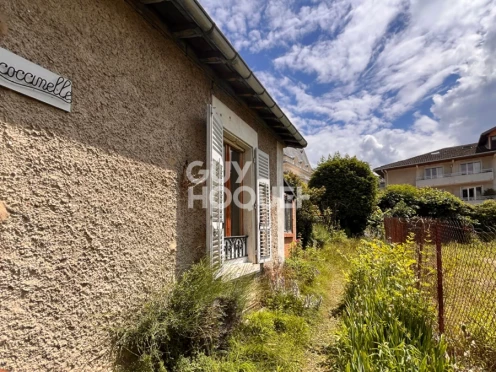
[435,221,445,334]
[417,220,424,288]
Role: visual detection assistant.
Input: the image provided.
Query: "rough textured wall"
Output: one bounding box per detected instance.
[0,0,283,371]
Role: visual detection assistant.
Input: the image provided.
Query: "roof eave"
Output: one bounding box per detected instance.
[374,150,496,173]
[130,0,307,148]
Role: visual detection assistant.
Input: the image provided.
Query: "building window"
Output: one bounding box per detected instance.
[462,186,482,201]
[460,162,481,175]
[425,167,443,179]
[224,143,244,237]
[491,136,496,149]
[284,194,293,233]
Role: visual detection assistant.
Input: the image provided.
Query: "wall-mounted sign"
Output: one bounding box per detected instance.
[0,47,72,112]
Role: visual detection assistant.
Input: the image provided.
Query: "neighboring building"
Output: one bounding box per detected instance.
[282,148,312,253]
[283,147,313,183]
[374,127,496,204]
[283,180,297,256]
[0,1,307,370]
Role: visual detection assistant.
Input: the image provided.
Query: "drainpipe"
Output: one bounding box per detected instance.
[178,0,307,147]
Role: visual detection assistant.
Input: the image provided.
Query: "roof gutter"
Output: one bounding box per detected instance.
[177,0,307,147]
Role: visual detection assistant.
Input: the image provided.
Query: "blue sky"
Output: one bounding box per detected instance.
[199,0,496,168]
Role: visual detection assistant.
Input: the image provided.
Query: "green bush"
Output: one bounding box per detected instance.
[378,184,473,219]
[111,261,249,372]
[329,239,453,371]
[473,200,496,230]
[416,187,472,218]
[310,223,331,248]
[284,253,319,287]
[378,184,419,211]
[310,153,378,236]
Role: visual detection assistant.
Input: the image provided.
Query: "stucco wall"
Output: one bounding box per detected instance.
[0,0,283,371]
[386,167,417,186]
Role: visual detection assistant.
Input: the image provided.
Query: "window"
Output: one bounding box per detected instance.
[462,186,482,201]
[425,167,443,179]
[284,194,293,233]
[207,102,272,266]
[460,162,481,175]
[224,143,244,237]
[491,136,496,149]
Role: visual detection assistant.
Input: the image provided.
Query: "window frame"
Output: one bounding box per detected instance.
[460,161,481,175]
[224,142,244,238]
[461,186,483,201]
[284,193,294,234]
[424,166,443,180]
[491,136,496,149]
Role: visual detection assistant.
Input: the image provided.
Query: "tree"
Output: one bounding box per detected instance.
[309,153,377,236]
[284,172,325,247]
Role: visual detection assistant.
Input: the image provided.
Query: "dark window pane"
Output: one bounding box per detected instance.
[230,149,242,236]
[284,198,293,233]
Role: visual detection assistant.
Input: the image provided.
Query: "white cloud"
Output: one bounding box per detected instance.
[304,123,455,168]
[200,0,351,52]
[199,0,496,169]
[274,0,408,84]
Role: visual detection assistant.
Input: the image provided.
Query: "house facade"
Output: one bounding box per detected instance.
[0,1,306,371]
[374,128,496,204]
[283,147,313,183]
[282,148,312,253]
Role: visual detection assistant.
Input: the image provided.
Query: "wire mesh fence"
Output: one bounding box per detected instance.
[384,217,496,368]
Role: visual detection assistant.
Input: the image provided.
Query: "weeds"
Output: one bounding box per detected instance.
[328,238,453,371]
[111,261,249,372]
[111,235,363,372]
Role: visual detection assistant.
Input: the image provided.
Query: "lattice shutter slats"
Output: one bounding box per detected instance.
[206,104,224,266]
[256,148,272,263]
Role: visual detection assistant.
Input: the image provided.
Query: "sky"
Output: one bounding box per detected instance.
[199,0,496,169]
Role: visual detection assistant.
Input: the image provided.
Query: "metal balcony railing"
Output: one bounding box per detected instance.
[462,195,496,202]
[416,168,493,181]
[224,235,248,260]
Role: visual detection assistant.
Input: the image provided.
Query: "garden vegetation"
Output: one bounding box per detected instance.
[111,230,357,372]
[111,230,454,371]
[329,238,452,371]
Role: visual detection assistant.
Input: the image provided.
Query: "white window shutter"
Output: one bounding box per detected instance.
[256,148,272,263]
[206,104,224,266]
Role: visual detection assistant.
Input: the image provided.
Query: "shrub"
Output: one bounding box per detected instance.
[329,239,453,371]
[378,184,419,211]
[473,200,496,230]
[111,261,249,372]
[416,187,472,218]
[310,153,377,236]
[310,223,331,248]
[378,185,473,219]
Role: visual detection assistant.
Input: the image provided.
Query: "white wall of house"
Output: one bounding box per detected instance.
[384,154,496,203]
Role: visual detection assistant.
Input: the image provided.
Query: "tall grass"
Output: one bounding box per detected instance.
[329,238,453,371]
[111,261,249,372]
